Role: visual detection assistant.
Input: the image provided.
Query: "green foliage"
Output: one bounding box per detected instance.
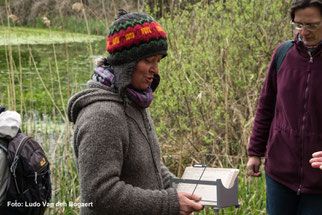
[152,0,293,170]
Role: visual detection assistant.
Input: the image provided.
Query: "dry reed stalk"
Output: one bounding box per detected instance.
[27,54,34,114]
[52,44,67,117]
[111,0,117,17]
[177,138,184,177]
[81,4,94,70]
[5,1,14,110]
[101,0,109,29]
[17,45,24,118]
[64,42,71,99]
[3,45,10,104]
[28,45,67,122]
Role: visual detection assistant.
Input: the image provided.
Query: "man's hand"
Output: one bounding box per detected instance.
[178,192,203,215]
[247,156,262,177]
[310,151,322,170]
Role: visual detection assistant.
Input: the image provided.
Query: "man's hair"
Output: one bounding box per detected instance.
[290,0,322,21]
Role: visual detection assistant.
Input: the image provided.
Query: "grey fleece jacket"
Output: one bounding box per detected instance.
[67,81,179,215]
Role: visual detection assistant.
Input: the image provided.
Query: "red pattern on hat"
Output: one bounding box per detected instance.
[106,21,166,54]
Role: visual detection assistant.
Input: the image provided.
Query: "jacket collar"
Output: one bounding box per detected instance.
[294,33,322,55]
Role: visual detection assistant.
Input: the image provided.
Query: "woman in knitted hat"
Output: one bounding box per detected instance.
[67,10,203,215]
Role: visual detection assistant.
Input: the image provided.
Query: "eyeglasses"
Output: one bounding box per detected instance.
[291,21,322,31]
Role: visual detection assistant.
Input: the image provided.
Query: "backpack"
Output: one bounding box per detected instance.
[0,132,52,215]
[275,40,294,72]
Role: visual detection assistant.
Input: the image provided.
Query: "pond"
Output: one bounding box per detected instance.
[0,26,106,118]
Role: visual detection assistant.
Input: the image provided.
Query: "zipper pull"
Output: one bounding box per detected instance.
[297,186,301,195]
[308,51,313,63]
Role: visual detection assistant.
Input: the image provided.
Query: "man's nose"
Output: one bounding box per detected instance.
[301,26,311,35]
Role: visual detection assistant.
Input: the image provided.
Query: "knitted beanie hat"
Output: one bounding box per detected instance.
[105,9,167,95]
[106,10,168,65]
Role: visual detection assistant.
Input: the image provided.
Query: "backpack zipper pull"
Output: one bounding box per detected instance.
[35,172,38,184]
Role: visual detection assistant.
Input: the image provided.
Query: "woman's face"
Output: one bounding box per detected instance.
[131,55,163,90]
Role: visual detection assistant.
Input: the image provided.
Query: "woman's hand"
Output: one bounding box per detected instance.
[310,151,322,170]
[178,192,203,215]
[247,156,262,177]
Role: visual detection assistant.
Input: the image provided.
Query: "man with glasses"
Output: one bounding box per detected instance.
[247,0,322,214]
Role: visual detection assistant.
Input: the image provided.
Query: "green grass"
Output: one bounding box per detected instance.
[0,26,104,46]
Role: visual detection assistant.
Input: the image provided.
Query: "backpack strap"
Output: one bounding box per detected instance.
[275,40,294,72]
[0,138,8,153]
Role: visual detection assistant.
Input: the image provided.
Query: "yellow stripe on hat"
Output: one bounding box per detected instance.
[125,32,135,40]
[141,27,152,34]
[113,37,120,45]
[156,26,163,32]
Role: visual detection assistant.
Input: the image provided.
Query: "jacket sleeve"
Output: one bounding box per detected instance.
[248,46,280,157]
[74,103,179,215]
[160,162,177,189]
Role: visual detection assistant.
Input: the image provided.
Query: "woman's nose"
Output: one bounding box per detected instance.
[151,64,159,74]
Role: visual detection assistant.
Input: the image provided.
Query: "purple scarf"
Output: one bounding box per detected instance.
[92,66,153,108]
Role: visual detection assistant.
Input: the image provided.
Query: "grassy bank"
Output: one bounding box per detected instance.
[0,26,104,45]
[1,0,295,214]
